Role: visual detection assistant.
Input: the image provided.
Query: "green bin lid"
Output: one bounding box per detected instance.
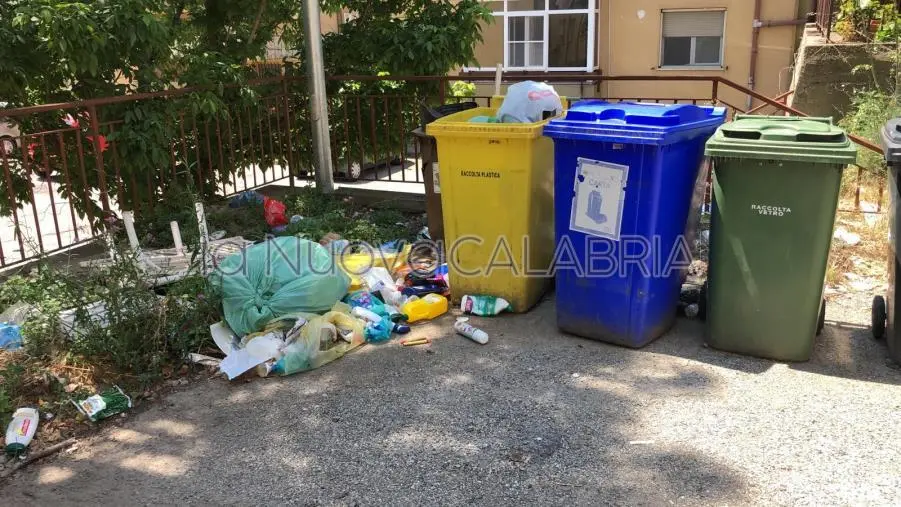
[705,115,858,165]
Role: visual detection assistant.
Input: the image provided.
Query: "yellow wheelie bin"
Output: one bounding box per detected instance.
[427,107,557,312]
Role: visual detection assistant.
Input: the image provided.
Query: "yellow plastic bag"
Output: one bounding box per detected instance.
[268,308,365,376]
[337,245,412,292]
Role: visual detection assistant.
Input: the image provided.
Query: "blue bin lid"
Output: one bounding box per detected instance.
[543,100,727,145]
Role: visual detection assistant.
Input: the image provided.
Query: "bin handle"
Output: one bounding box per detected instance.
[721,126,847,144]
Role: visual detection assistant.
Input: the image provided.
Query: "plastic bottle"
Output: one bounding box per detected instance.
[351,306,384,324]
[0,323,22,350]
[5,407,39,455]
[460,295,511,316]
[454,318,488,345]
[401,294,448,323]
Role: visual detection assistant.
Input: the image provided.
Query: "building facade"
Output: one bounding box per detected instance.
[466,0,809,106]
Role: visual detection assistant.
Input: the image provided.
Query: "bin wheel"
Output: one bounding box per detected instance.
[698,281,708,321]
[816,298,826,336]
[872,295,887,340]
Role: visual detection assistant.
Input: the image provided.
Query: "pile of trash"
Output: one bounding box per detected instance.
[204,233,512,380]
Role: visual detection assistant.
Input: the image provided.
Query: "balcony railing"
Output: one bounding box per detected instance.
[0,73,885,270]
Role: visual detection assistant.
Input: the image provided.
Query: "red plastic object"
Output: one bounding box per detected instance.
[263,197,288,227]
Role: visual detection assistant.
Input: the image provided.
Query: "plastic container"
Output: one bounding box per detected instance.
[705,115,857,361]
[543,101,726,347]
[454,318,489,344]
[872,118,901,363]
[427,107,559,312]
[5,407,38,455]
[401,294,449,323]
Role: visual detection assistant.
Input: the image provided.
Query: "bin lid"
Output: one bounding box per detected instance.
[542,100,727,145]
[881,118,901,163]
[705,115,857,164]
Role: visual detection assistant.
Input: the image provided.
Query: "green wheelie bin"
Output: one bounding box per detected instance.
[704,115,858,361]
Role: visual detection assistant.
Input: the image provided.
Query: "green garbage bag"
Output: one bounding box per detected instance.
[212,237,350,336]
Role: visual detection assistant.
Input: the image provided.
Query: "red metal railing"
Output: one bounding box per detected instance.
[0,74,886,269]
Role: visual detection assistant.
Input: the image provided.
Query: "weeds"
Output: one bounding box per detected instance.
[0,187,425,429]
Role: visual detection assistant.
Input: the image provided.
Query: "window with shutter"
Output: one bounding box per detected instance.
[661,10,725,68]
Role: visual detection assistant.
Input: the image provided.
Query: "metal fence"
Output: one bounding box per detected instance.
[0,73,886,270]
[817,0,837,41]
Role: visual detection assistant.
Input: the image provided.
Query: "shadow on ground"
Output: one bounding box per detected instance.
[0,297,751,505]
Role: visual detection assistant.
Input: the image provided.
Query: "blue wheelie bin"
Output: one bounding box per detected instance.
[543,101,726,347]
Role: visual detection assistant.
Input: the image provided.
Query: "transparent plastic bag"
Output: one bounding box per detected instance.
[497,81,563,124]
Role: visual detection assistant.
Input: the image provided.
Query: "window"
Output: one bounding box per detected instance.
[661,10,725,68]
[468,0,596,72]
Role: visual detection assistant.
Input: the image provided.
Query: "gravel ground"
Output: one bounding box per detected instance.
[1,291,900,506]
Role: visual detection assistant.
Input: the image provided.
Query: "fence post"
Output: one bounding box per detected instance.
[302,0,335,194]
[87,104,112,215]
[439,80,447,105]
[711,79,720,106]
[282,76,296,188]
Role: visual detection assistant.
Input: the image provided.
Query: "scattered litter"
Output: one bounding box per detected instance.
[401,337,432,347]
[684,304,700,319]
[401,284,447,298]
[210,322,240,356]
[4,408,39,456]
[860,201,880,227]
[455,318,489,345]
[628,440,655,445]
[217,307,366,380]
[42,412,54,421]
[220,347,266,380]
[0,302,36,326]
[72,386,132,422]
[363,267,404,306]
[228,190,265,208]
[213,237,350,337]
[290,215,304,224]
[571,373,580,378]
[844,272,879,292]
[263,196,289,228]
[363,318,393,343]
[0,438,77,479]
[58,301,109,339]
[401,294,448,323]
[833,227,862,246]
[0,323,22,350]
[460,295,511,316]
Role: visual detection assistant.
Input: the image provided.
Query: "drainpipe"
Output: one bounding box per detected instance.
[749,0,809,110]
[749,0,762,110]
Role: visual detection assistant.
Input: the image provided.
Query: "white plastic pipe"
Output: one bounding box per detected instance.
[170,221,185,256]
[195,202,210,275]
[122,211,139,251]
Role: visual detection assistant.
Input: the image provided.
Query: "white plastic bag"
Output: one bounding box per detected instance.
[497,81,563,124]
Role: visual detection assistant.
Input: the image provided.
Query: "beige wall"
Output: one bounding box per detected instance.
[472,0,802,106]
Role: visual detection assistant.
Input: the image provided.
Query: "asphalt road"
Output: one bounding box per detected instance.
[2,292,900,505]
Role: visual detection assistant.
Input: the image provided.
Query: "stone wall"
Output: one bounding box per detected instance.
[789,25,895,119]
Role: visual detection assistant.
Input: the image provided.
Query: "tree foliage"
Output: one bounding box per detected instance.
[0,0,491,223]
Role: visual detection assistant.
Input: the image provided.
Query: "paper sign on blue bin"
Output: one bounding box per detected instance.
[544,101,726,348]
